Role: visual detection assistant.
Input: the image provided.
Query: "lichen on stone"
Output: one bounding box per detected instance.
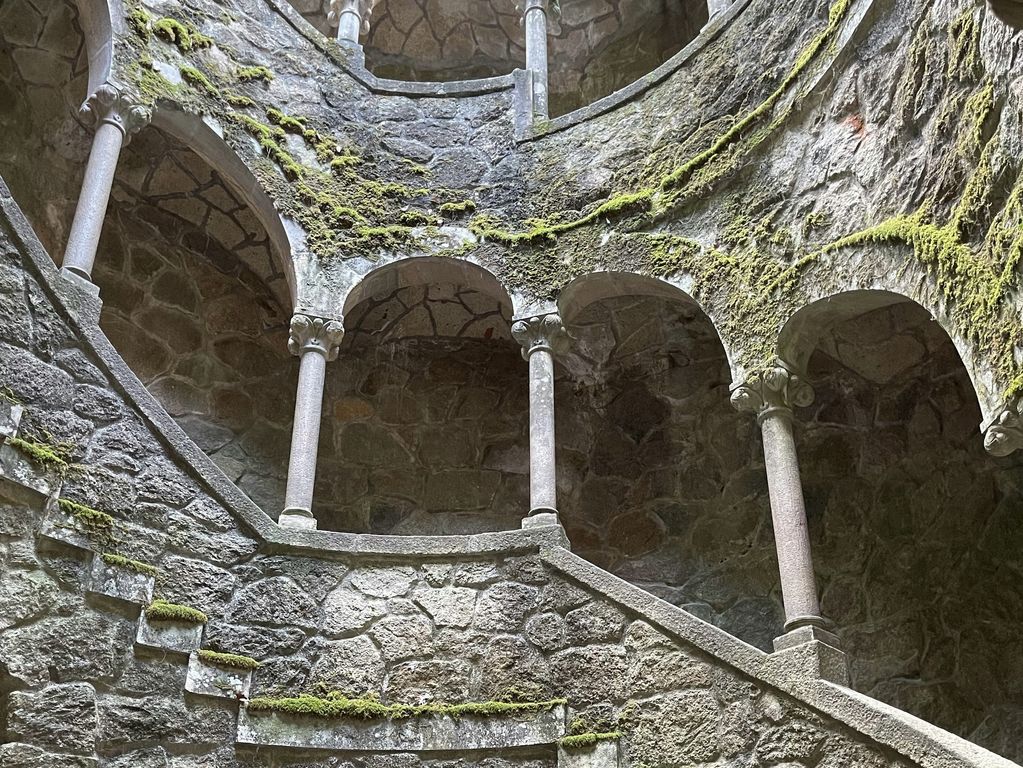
[198,649,262,670]
[101,553,159,577]
[145,599,208,624]
[245,690,566,720]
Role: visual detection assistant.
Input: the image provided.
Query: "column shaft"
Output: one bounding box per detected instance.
[336,0,362,44]
[759,408,822,628]
[283,349,328,517]
[524,0,549,119]
[707,0,731,16]
[528,346,557,513]
[62,122,124,279]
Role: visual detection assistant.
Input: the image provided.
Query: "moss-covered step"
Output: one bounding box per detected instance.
[558,736,620,767]
[0,440,59,505]
[236,697,567,752]
[39,498,114,552]
[0,399,24,439]
[135,600,207,656]
[185,650,258,701]
[85,553,156,606]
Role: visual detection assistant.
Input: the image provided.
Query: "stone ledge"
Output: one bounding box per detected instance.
[236,703,566,752]
[0,441,58,506]
[558,740,620,768]
[185,652,253,701]
[135,614,204,657]
[85,555,154,606]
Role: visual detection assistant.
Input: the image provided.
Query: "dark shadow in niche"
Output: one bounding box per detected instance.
[313,257,529,535]
[788,291,1023,763]
[555,273,779,651]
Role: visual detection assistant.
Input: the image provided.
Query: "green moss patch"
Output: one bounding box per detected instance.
[198,650,261,670]
[153,17,213,52]
[560,731,622,750]
[101,553,158,577]
[180,66,220,98]
[237,66,274,82]
[146,599,208,624]
[8,435,72,474]
[246,691,566,720]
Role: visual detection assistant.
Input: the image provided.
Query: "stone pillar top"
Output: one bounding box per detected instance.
[983,397,1023,457]
[288,313,345,361]
[328,0,377,31]
[730,362,814,421]
[82,84,151,142]
[512,312,569,360]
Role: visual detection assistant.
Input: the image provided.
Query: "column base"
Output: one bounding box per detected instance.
[279,508,318,530]
[522,507,559,529]
[59,266,101,297]
[770,624,848,685]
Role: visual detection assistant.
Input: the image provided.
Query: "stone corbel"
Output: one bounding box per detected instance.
[81,83,151,144]
[730,363,815,420]
[288,313,345,360]
[983,398,1023,457]
[511,312,569,360]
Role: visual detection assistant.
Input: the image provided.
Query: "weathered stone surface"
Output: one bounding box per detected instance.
[0,568,59,630]
[350,566,417,598]
[625,690,724,765]
[412,585,476,627]
[385,659,472,704]
[8,683,98,754]
[369,607,434,661]
[550,646,628,704]
[309,635,385,694]
[0,743,96,768]
[479,636,553,700]
[227,577,322,628]
[202,622,308,659]
[474,582,537,631]
[525,611,567,651]
[322,587,385,636]
[156,555,236,615]
[565,601,626,644]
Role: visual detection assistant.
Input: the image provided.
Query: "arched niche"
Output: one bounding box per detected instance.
[286,0,710,115]
[555,271,780,648]
[93,124,298,515]
[315,256,529,534]
[779,289,1023,761]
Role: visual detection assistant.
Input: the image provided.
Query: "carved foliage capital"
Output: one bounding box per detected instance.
[511,313,568,360]
[288,314,345,360]
[81,84,151,140]
[328,0,377,25]
[983,398,1023,457]
[730,364,814,417]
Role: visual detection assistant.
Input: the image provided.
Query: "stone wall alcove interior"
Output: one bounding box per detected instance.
[314,259,529,534]
[290,0,708,114]
[791,294,1023,762]
[554,277,781,647]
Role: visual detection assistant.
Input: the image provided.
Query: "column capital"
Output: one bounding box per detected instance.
[983,397,1023,456]
[81,84,151,142]
[730,363,814,420]
[512,312,568,360]
[288,313,345,360]
[328,0,376,28]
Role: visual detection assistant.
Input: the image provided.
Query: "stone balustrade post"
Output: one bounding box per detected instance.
[731,364,835,649]
[523,0,550,119]
[512,313,568,528]
[329,0,371,44]
[982,397,1023,456]
[281,313,345,529]
[707,0,732,17]
[61,84,150,285]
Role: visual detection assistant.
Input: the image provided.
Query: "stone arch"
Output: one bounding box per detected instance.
[776,289,985,431]
[773,287,1023,751]
[341,256,514,322]
[316,255,528,534]
[68,0,118,94]
[154,108,299,308]
[552,271,777,645]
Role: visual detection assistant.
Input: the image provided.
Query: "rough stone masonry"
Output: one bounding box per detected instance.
[0,0,1022,765]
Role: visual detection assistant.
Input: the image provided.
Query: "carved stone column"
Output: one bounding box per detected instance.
[522,0,550,119]
[731,364,834,647]
[62,84,150,284]
[983,398,1023,456]
[329,0,373,44]
[281,314,344,529]
[512,313,568,528]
